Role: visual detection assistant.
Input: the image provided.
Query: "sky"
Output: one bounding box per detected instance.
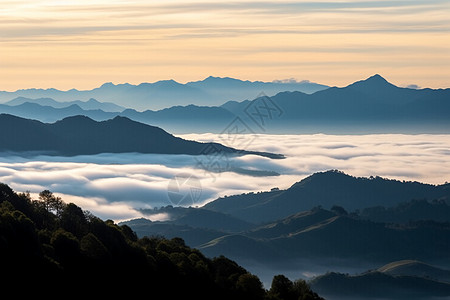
[1,133,449,222]
[1,0,450,91]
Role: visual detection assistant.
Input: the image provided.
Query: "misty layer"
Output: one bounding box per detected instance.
[0,133,449,221]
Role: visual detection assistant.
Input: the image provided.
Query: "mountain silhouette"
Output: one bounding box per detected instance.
[0,114,284,158]
[0,102,114,123]
[0,100,235,132]
[203,170,450,223]
[120,170,450,291]
[122,170,450,267]
[0,77,328,110]
[348,74,397,92]
[126,205,450,267]
[1,74,448,134]
[222,74,450,133]
[5,97,124,112]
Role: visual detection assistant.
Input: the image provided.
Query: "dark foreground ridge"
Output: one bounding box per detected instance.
[0,182,320,299]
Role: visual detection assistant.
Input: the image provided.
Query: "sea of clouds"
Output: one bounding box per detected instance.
[0,133,449,222]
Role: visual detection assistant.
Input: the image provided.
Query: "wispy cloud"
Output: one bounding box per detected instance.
[2,0,449,39]
[0,0,449,90]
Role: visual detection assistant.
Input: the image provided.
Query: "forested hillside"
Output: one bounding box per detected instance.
[0,182,322,299]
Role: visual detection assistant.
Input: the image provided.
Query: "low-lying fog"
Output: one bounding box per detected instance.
[1,133,449,222]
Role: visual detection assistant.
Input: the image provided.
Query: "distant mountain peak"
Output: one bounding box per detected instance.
[155,79,181,85]
[349,74,396,90]
[201,76,249,83]
[205,76,233,80]
[100,82,115,88]
[368,74,386,81]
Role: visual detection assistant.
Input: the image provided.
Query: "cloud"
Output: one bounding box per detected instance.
[1,134,449,222]
[1,0,449,92]
[2,0,449,43]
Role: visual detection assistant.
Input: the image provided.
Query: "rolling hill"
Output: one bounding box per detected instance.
[197,208,450,266]
[378,260,450,283]
[310,262,450,300]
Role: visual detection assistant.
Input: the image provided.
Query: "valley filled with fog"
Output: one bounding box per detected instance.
[1,133,449,222]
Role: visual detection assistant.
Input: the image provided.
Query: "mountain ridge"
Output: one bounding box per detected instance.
[1,74,448,134]
[0,113,284,159]
[0,76,328,110]
[5,96,125,112]
[203,170,450,223]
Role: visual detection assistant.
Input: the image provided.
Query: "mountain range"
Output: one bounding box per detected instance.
[0,76,328,111]
[120,170,450,298]
[222,74,450,133]
[203,170,450,223]
[121,170,450,266]
[0,114,283,158]
[0,74,448,134]
[4,97,125,112]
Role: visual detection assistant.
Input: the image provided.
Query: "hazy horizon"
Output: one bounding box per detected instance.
[0,74,444,93]
[1,0,449,91]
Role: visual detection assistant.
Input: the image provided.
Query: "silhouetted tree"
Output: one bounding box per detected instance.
[267,275,325,300]
[1,182,326,299]
[235,273,265,300]
[39,190,63,214]
[60,203,88,238]
[292,279,325,300]
[268,274,295,300]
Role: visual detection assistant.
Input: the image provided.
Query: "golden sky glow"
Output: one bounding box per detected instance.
[1,0,449,90]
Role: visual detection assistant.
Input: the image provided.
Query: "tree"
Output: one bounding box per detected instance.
[235,273,265,300]
[60,203,88,238]
[268,275,325,300]
[39,190,65,217]
[268,274,295,300]
[292,279,325,300]
[0,182,329,299]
